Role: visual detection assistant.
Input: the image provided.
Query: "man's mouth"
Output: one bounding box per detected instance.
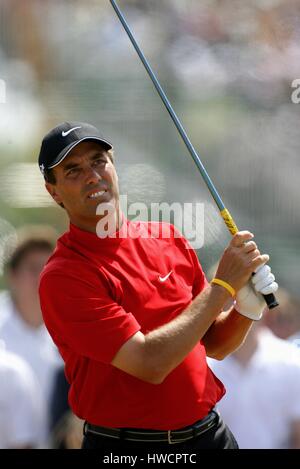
[88,190,107,199]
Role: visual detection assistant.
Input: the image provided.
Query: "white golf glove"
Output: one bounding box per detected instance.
[235,264,278,321]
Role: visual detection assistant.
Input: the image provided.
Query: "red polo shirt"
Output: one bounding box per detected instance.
[39,218,225,430]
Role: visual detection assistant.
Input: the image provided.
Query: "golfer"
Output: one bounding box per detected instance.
[38,121,278,451]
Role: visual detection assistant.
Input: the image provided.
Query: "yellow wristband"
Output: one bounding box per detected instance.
[211,278,236,297]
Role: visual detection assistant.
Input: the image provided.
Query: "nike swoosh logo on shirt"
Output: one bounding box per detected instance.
[62,126,82,137]
[158,270,173,283]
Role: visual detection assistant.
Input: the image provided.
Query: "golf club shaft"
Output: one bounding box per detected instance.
[109,0,278,310]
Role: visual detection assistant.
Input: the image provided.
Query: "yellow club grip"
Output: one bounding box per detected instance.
[220,208,239,235]
[220,208,279,310]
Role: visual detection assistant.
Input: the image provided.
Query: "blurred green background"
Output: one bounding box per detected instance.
[0,0,299,295]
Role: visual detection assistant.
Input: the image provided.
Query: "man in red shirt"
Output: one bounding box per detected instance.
[38,122,278,451]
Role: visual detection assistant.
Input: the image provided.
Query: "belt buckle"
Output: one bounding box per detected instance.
[167,430,177,445]
[83,421,88,436]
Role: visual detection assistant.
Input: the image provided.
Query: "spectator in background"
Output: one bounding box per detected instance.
[0,340,46,448]
[51,407,84,450]
[0,225,62,446]
[49,365,84,449]
[208,320,300,449]
[264,288,300,340]
[289,330,300,349]
[49,365,70,449]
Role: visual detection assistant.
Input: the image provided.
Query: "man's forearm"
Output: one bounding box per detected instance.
[202,307,253,360]
[143,284,231,382]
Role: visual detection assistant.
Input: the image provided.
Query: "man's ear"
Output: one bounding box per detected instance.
[45,182,63,206]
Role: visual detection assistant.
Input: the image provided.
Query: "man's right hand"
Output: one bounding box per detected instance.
[214,231,269,293]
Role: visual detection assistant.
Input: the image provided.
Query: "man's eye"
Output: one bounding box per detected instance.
[67,168,80,176]
[93,159,106,167]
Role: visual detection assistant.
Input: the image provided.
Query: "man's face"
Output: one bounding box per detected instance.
[46,141,120,230]
[9,249,52,299]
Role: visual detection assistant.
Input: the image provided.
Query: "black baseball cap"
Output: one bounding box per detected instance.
[38,121,113,176]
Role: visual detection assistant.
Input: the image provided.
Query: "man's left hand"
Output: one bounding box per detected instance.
[235,264,278,321]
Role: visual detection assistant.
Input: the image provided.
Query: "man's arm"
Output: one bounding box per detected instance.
[112,231,268,384]
[112,283,230,384]
[202,243,278,360]
[201,307,253,360]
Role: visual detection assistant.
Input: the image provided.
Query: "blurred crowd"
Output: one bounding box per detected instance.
[0,0,300,450]
[0,226,83,449]
[208,286,300,449]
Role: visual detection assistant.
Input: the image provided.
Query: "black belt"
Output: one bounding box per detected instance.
[84,409,219,444]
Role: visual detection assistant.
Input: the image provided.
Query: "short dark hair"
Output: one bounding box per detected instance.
[5,225,57,273]
[44,168,56,184]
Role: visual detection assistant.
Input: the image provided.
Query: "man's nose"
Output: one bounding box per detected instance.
[85,165,102,184]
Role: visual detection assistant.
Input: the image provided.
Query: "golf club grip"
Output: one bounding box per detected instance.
[262,293,279,310]
[250,273,279,309]
[249,271,279,310]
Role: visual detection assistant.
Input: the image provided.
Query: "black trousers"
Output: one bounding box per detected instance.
[81,414,239,451]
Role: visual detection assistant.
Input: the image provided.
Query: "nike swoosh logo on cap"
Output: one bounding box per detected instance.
[62,126,82,137]
[158,270,173,283]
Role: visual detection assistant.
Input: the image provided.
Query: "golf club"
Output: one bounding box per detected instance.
[109,0,278,309]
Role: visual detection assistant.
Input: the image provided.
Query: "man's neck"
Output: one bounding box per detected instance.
[70,207,122,236]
